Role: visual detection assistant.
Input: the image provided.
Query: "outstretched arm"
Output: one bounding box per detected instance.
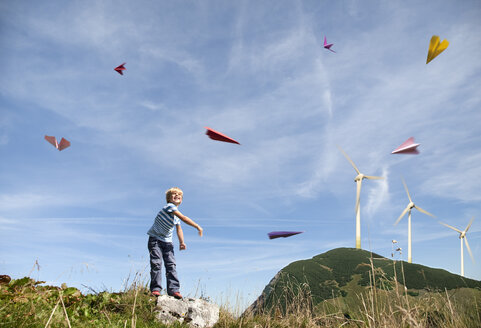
[173,210,203,236]
[176,224,186,250]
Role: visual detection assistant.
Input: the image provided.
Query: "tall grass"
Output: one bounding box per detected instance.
[0,274,170,328]
[1,257,480,328]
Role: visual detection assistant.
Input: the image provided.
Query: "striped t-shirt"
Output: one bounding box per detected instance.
[147,203,181,242]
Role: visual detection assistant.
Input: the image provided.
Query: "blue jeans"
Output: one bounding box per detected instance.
[148,236,180,294]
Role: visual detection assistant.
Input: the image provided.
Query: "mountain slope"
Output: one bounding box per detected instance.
[246,248,481,315]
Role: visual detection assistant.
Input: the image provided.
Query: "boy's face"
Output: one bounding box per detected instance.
[170,192,183,206]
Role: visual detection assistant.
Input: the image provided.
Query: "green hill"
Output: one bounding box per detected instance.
[246,248,481,315]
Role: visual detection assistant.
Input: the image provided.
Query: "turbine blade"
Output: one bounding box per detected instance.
[355,180,362,214]
[438,221,462,233]
[414,205,436,218]
[336,145,360,174]
[464,237,475,264]
[401,177,412,203]
[365,175,385,180]
[465,216,475,232]
[394,206,410,226]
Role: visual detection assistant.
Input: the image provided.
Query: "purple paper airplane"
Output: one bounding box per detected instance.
[268,231,304,239]
[392,137,420,155]
[323,36,336,53]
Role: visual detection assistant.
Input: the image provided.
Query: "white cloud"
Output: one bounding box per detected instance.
[0,193,57,211]
[139,101,166,112]
[0,187,135,215]
[421,152,481,202]
[365,167,390,218]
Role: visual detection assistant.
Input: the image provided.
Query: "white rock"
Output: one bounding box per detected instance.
[155,295,220,328]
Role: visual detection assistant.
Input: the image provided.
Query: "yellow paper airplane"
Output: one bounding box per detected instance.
[426,35,449,64]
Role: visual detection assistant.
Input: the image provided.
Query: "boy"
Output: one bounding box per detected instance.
[147,187,203,299]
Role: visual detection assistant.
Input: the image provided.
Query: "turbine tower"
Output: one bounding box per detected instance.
[337,146,384,249]
[438,217,475,277]
[394,178,435,263]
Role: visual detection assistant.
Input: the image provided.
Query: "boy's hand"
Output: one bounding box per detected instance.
[179,243,186,251]
[197,225,203,237]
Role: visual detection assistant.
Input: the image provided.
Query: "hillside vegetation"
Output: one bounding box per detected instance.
[246,248,481,319]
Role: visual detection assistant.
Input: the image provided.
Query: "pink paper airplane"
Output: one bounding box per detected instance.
[323,36,336,53]
[391,137,420,154]
[114,63,126,75]
[205,127,240,145]
[44,135,71,151]
[268,231,304,239]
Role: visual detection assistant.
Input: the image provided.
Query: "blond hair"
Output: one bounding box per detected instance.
[166,187,183,203]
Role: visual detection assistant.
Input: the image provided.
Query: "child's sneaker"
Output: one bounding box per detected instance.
[169,292,182,299]
[151,290,161,297]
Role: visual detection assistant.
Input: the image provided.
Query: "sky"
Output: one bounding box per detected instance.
[1,0,481,312]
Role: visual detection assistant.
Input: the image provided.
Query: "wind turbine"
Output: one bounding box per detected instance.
[438,217,475,277]
[394,178,435,263]
[337,146,384,249]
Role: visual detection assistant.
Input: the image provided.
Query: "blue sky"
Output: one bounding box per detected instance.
[1,0,480,311]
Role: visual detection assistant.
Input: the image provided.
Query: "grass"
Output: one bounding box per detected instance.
[0,273,192,328]
[1,257,480,327]
[233,255,481,328]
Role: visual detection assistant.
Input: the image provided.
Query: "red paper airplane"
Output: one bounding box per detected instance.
[205,127,240,144]
[268,231,304,239]
[392,137,420,154]
[44,135,70,151]
[114,63,126,75]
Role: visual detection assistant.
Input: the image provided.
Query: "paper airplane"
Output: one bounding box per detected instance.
[114,62,126,75]
[426,36,449,64]
[391,137,420,155]
[205,127,240,145]
[44,135,70,151]
[268,231,304,239]
[323,36,336,53]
